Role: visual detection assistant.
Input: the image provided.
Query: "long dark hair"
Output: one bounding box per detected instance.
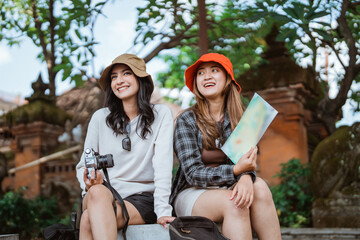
[104,74,155,139]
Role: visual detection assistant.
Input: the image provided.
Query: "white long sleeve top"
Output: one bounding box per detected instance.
[76,104,174,219]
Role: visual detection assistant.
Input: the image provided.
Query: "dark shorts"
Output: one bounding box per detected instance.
[124,192,157,224]
[102,181,157,224]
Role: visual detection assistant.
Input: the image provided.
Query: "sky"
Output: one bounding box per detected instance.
[0,0,359,126]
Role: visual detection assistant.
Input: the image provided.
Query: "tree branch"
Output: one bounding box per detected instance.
[331,44,346,69]
[89,1,108,77]
[173,0,180,29]
[322,38,346,69]
[349,1,360,10]
[316,0,359,132]
[143,33,196,63]
[333,0,357,110]
[143,41,178,63]
[49,0,55,66]
[212,21,244,38]
[143,23,196,63]
[12,19,27,34]
[32,1,49,61]
[354,62,360,76]
[306,30,318,70]
[300,29,321,80]
[1,33,25,40]
[48,0,56,97]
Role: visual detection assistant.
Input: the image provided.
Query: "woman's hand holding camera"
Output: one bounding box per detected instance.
[84,168,104,191]
[232,146,257,176]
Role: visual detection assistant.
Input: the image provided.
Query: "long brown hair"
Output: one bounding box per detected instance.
[191,74,244,149]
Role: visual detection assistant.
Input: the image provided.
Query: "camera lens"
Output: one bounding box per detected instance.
[97,154,114,169]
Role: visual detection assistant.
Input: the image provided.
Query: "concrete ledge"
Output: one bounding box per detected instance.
[117,224,169,240]
[280,227,360,240]
[0,234,19,240]
[117,225,360,240]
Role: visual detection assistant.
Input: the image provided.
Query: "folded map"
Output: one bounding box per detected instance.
[221,93,278,164]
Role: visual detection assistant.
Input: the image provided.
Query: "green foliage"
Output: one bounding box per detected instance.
[270,158,313,227]
[134,0,360,131]
[138,0,271,90]
[247,0,360,116]
[0,189,37,237]
[0,189,62,238]
[156,46,199,90]
[250,0,333,62]
[33,195,61,229]
[0,0,108,94]
[134,0,197,46]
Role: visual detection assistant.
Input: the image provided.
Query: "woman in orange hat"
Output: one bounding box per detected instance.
[170,53,281,240]
[76,53,174,240]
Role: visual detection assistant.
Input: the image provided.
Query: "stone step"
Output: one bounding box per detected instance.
[117,224,169,240]
[0,234,19,240]
[117,225,360,240]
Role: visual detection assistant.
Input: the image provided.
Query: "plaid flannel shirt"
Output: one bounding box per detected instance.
[170,109,256,205]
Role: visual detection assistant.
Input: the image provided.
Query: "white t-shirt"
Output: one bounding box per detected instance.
[76,104,174,218]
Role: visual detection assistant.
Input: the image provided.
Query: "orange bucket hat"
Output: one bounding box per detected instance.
[184,53,241,93]
[99,53,154,91]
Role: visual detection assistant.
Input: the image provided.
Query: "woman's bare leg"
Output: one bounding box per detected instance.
[80,184,146,240]
[79,210,93,240]
[116,200,146,228]
[250,177,281,240]
[192,189,252,240]
[81,184,117,240]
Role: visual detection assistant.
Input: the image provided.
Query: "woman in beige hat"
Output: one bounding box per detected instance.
[170,53,281,240]
[76,54,175,239]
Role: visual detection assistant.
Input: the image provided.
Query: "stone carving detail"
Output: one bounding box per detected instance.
[26,74,55,104]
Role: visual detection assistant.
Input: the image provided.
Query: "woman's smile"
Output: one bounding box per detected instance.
[203,81,216,88]
[116,84,130,92]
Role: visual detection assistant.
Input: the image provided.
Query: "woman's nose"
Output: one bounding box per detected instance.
[114,75,124,83]
[204,71,212,79]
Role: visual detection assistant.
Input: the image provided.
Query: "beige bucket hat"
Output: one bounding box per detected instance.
[99,53,154,90]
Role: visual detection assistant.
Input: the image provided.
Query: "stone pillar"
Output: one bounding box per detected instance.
[10,122,64,198]
[252,85,310,185]
[237,25,322,185]
[3,74,69,198]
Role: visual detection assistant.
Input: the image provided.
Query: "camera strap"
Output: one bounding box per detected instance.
[103,168,130,240]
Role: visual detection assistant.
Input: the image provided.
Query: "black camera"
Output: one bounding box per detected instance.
[84,148,114,179]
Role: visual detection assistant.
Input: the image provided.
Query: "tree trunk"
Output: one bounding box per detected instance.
[32,0,56,102]
[47,66,57,102]
[198,0,208,56]
[48,0,57,101]
[316,0,359,133]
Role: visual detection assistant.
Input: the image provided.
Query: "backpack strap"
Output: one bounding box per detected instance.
[103,168,130,240]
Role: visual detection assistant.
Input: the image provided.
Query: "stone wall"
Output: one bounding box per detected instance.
[8,121,64,198]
